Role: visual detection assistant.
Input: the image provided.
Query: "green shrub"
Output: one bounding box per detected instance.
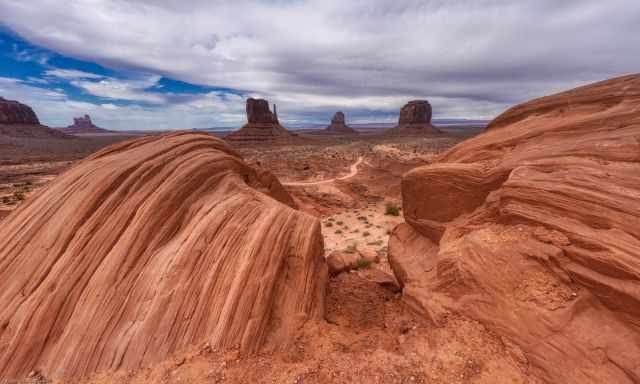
[385,203,401,216]
[356,258,372,269]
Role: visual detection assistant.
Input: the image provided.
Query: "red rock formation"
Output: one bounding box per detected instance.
[0,132,327,380]
[225,98,297,143]
[61,114,112,134]
[386,100,440,135]
[389,75,640,383]
[0,97,70,139]
[325,111,358,134]
[0,97,39,125]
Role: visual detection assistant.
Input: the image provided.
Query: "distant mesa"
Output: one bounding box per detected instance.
[60,114,113,134]
[325,111,358,134]
[0,96,70,139]
[386,100,441,135]
[225,98,297,143]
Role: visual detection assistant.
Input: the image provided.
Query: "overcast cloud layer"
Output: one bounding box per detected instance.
[0,0,639,129]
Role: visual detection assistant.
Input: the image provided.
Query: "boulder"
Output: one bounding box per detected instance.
[326,250,360,276]
[225,98,297,144]
[325,111,358,134]
[0,131,327,380]
[386,100,440,135]
[388,75,640,383]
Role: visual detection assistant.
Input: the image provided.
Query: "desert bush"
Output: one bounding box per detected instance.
[385,203,401,216]
[335,229,343,234]
[336,220,344,225]
[14,191,25,201]
[357,258,372,269]
[325,222,333,227]
[362,231,371,237]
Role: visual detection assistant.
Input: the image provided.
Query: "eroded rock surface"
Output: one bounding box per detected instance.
[386,100,440,135]
[0,132,327,380]
[326,111,357,134]
[389,75,640,383]
[226,98,297,143]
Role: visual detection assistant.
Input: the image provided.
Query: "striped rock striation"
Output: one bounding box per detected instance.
[389,75,640,383]
[0,132,327,379]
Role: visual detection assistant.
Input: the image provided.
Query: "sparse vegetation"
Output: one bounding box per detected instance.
[336,220,344,225]
[367,240,383,246]
[385,202,401,216]
[334,229,343,234]
[356,258,372,269]
[357,216,367,221]
[14,191,25,201]
[362,231,371,237]
[325,222,333,227]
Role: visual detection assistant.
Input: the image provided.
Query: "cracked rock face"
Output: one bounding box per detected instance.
[389,75,640,383]
[0,131,327,380]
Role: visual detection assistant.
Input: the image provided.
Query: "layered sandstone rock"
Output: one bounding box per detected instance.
[389,75,640,383]
[225,98,297,143]
[386,100,440,135]
[0,97,70,139]
[62,114,111,134]
[0,132,327,379]
[325,111,357,134]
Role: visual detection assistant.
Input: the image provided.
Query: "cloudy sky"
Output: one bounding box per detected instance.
[0,0,638,130]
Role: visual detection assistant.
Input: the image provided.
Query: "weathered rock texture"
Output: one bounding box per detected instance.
[225,98,296,143]
[0,97,70,139]
[325,111,357,134]
[0,132,327,379]
[61,114,111,134]
[389,75,640,383]
[386,100,440,135]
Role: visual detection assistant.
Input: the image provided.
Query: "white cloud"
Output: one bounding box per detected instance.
[0,0,639,123]
[45,69,103,79]
[70,75,166,104]
[0,76,246,130]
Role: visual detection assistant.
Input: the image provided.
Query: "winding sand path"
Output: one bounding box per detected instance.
[284,156,364,186]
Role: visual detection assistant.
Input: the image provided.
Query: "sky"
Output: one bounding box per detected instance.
[0,0,639,131]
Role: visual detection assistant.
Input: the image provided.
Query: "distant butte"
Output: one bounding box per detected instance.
[385,100,441,135]
[60,114,112,134]
[0,97,70,139]
[325,111,358,134]
[225,98,297,143]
